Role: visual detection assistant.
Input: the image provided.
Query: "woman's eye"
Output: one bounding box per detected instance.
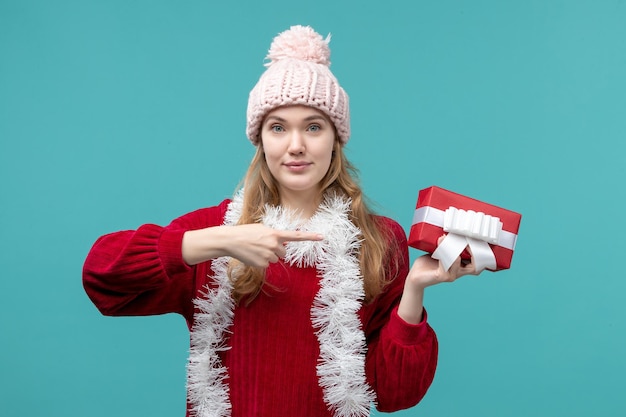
[271,125,284,133]
[308,124,321,132]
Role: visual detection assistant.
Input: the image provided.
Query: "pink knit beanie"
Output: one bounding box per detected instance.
[246,25,350,145]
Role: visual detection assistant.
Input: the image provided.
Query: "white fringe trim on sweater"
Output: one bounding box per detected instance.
[187,191,375,417]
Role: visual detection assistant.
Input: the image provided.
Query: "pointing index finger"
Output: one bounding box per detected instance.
[277,230,324,243]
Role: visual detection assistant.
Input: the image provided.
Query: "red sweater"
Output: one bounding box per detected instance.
[83,198,438,416]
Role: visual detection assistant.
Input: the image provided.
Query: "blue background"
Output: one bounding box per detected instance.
[1,0,625,416]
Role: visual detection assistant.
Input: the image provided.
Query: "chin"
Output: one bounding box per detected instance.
[281,181,321,193]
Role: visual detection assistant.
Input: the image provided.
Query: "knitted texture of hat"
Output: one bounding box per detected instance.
[246,25,350,145]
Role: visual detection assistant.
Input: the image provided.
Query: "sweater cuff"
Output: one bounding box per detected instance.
[386,306,431,346]
[158,228,192,278]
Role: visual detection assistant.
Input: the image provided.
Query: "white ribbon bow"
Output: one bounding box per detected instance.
[433,233,496,273]
[430,207,502,273]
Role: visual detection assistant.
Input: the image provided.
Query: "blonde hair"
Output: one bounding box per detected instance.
[229,139,399,305]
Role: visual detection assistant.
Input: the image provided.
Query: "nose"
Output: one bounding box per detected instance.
[287,131,305,154]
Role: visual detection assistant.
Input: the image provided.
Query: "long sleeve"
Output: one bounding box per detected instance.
[82,199,231,321]
[363,217,438,412]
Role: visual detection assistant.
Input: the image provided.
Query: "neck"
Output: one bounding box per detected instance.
[278,188,322,219]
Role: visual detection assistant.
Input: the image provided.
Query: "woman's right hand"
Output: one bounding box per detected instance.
[182,224,323,267]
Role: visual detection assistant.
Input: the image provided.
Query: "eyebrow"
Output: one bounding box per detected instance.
[264,115,328,123]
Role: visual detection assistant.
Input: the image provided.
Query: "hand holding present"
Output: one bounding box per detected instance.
[398,187,521,324]
[407,234,479,288]
[398,233,480,324]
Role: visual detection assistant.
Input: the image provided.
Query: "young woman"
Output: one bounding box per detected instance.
[83,25,477,417]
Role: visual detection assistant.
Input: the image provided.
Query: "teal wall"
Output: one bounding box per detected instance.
[1,1,625,416]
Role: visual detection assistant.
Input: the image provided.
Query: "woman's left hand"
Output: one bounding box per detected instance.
[406,234,479,291]
[405,251,478,292]
[397,236,480,324]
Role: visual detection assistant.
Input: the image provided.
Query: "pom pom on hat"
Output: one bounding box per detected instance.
[246,25,350,145]
[265,25,331,67]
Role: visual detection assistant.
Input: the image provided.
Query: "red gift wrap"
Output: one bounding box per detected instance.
[408,186,522,271]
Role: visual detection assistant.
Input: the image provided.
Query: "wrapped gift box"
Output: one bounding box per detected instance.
[408,186,521,271]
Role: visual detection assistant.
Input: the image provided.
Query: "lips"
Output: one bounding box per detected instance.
[284,161,311,167]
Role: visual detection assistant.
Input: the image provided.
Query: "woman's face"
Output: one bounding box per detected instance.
[261,105,335,205]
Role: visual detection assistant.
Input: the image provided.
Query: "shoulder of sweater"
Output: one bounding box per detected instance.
[372,215,407,241]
